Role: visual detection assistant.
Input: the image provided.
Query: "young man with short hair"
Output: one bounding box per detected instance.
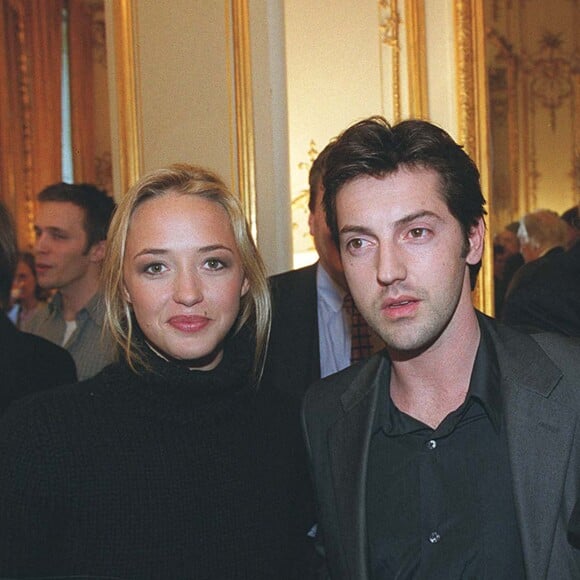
[26,183,116,380]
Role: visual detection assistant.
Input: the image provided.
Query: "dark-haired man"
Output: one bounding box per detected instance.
[302,116,580,579]
[0,201,76,414]
[26,183,116,380]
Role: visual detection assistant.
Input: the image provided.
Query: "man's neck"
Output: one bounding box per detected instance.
[59,270,100,321]
[389,309,481,429]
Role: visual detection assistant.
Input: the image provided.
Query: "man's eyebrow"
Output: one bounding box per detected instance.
[34,225,68,234]
[339,225,375,237]
[393,210,441,227]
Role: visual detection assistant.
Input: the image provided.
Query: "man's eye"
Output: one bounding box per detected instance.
[347,238,365,250]
[409,228,427,238]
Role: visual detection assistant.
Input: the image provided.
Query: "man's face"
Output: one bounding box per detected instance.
[34,201,98,292]
[336,167,483,357]
[308,181,346,288]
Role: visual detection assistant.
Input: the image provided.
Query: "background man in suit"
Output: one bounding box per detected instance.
[26,183,116,380]
[264,142,379,398]
[302,117,580,579]
[0,201,76,415]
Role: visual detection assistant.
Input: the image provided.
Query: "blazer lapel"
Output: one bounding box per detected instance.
[327,355,388,579]
[492,323,576,578]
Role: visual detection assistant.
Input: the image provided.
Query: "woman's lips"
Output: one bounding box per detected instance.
[168,315,210,333]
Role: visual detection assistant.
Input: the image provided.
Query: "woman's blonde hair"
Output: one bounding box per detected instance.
[102,163,271,380]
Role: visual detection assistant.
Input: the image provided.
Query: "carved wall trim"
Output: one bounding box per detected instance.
[454,0,494,314]
[110,0,141,193]
[231,0,257,239]
[379,0,402,122]
[405,0,428,118]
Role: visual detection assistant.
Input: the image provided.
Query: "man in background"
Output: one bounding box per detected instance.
[26,183,116,380]
[0,201,76,414]
[263,142,380,398]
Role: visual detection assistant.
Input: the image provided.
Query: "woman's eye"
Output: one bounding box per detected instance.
[144,263,166,275]
[205,258,225,270]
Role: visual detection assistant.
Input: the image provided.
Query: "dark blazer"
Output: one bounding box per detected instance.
[302,313,580,579]
[263,263,321,398]
[503,242,580,337]
[0,312,77,415]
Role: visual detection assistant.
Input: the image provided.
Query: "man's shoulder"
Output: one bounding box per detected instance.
[269,263,317,293]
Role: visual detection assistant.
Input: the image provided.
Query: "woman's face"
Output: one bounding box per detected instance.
[13,260,37,303]
[123,193,249,370]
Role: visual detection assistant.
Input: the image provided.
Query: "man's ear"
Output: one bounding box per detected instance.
[89,240,106,263]
[466,217,485,265]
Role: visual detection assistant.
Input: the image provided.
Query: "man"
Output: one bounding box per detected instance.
[302,117,580,579]
[263,142,379,398]
[26,183,116,380]
[502,207,580,336]
[0,201,76,414]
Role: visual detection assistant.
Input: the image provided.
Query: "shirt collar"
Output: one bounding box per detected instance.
[373,318,503,434]
[316,262,346,313]
[48,291,105,327]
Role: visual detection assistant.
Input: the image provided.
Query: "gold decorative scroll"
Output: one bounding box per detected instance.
[454,0,494,315]
[405,0,428,119]
[379,0,402,123]
[110,0,141,194]
[231,0,257,239]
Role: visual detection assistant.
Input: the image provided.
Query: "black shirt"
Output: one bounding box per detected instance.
[366,324,526,579]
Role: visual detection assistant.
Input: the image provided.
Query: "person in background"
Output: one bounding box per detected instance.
[503,206,580,336]
[25,182,116,380]
[0,201,76,415]
[0,164,316,579]
[9,252,47,329]
[302,116,580,579]
[561,205,580,249]
[493,227,523,317]
[263,141,381,399]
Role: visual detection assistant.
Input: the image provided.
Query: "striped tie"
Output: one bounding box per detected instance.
[344,293,373,364]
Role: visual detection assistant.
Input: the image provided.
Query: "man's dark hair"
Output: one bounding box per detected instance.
[38,183,116,251]
[0,201,18,310]
[322,116,487,288]
[308,140,335,212]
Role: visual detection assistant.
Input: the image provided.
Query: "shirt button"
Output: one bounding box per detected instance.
[429,531,441,544]
[426,439,437,450]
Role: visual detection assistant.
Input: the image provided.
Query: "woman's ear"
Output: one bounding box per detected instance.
[123,283,132,304]
[241,277,250,297]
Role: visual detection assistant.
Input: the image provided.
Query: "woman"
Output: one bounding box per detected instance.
[0,164,315,578]
[10,252,47,329]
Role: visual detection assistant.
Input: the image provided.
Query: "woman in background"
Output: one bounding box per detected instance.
[0,164,315,579]
[10,252,47,329]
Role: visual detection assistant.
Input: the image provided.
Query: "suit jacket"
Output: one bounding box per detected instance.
[302,313,580,579]
[263,264,321,398]
[0,312,77,415]
[502,242,580,337]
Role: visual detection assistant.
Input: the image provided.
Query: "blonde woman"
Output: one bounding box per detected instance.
[0,165,315,578]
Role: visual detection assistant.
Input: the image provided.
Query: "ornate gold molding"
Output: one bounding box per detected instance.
[405,0,428,118]
[110,0,141,193]
[454,0,494,315]
[379,0,402,122]
[231,0,257,239]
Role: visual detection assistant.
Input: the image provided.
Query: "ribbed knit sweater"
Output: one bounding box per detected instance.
[0,332,316,579]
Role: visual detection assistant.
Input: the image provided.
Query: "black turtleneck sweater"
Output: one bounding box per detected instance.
[0,332,316,579]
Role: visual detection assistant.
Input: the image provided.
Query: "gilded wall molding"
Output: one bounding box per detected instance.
[110,0,141,193]
[379,0,402,122]
[405,0,428,119]
[454,0,494,315]
[231,0,257,239]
